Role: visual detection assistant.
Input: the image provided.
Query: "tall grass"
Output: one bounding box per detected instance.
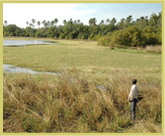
[146,45,162,53]
[3,69,161,133]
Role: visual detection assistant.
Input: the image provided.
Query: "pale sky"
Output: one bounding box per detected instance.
[3,3,162,28]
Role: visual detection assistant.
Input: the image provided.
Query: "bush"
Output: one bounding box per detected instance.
[65,35,69,39]
[53,36,57,40]
[59,33,65,39]
[97,36,111,47]
[88,33,95,40]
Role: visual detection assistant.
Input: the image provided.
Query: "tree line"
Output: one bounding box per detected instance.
[3,11,162,47]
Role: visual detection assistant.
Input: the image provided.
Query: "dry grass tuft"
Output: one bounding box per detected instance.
[146,45,162,53]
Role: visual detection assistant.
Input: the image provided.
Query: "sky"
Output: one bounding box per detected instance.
[3,3,162,28]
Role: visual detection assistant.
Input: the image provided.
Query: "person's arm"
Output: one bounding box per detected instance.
[128,88,133,101]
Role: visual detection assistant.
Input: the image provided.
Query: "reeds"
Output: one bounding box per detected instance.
[3,70,162,133]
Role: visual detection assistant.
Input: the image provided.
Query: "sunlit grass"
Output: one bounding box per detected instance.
[3,39,161,80]
[3,70,161,133]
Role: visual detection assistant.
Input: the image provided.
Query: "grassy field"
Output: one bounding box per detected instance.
[3,37,162,133]
[3,38,161,79]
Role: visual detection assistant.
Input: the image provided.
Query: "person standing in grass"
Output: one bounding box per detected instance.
[128,79,139,123]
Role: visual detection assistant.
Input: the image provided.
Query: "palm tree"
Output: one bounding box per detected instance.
[47,21,50,27]
[120,18,125,23]
[37,21,40,28]
[63,19,67,25]
[126,15,132,23]
[100,20,104,25]
[54,18,58,25]
[51,20,55,27]
[106,19,110,24]
[77,19,80,24]
[136,19,140,22]
[119,18,125,28]
[29,23,33,37]
[4,20,8,26]
[26,21,29,27]
[93,18,97,25]
[31,19,35,37]
[32,18,36,28]
[69,18,73,25]
[74,20,77,24]
[140,16,144,20]
[44,22,48,28]
[88,18,93,26]
[29,23,33,27]
[89,18,97,26]
[42,20,46,28]
[110,18,116,25]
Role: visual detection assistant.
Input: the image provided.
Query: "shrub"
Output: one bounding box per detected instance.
[97,36,111,47]
[59,33,65,39]
[53,36,57,40]
[88,33,95,40]
[65,35,69,39]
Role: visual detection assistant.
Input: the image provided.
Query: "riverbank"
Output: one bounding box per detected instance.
[3,36,55,41]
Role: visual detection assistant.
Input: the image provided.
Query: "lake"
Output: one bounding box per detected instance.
[3,39,58,74]
[3,40,55,47]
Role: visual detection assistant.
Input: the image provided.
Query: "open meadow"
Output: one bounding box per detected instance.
[3,37,162,133]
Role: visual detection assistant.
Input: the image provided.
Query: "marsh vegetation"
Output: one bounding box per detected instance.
[3,38,162,133]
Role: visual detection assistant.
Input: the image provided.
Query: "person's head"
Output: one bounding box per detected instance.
[132,79,137,84]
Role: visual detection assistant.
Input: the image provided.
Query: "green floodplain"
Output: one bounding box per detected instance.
[3,37,162,133]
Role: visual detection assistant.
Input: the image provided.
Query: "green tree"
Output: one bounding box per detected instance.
[50,20,54,27]
[141,26,158,45]
[32,19,36,27]
[106,19,110,24]
[63,20,67,25]
[77,19,80,24]
[100,20,104,25]
[37,21,41,28]
[4,20,8,26]
[121,26,141,47]
[26,21,29,27]
[54,18,58,25]
[89,18,97,26]
[42,20,46,28]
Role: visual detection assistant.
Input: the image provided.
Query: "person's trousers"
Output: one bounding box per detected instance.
[130,99,138,122]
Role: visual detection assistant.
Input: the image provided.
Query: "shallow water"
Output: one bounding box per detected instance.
[96,85,106,90]
[3,64,107,91]
[3,39,107,90]
[3,40,54,47]
[3,64,61,76]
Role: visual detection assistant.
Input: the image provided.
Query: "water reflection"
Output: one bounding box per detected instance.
[3,40,55,47]
[3,64,60,76]
[3,64,108,91]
